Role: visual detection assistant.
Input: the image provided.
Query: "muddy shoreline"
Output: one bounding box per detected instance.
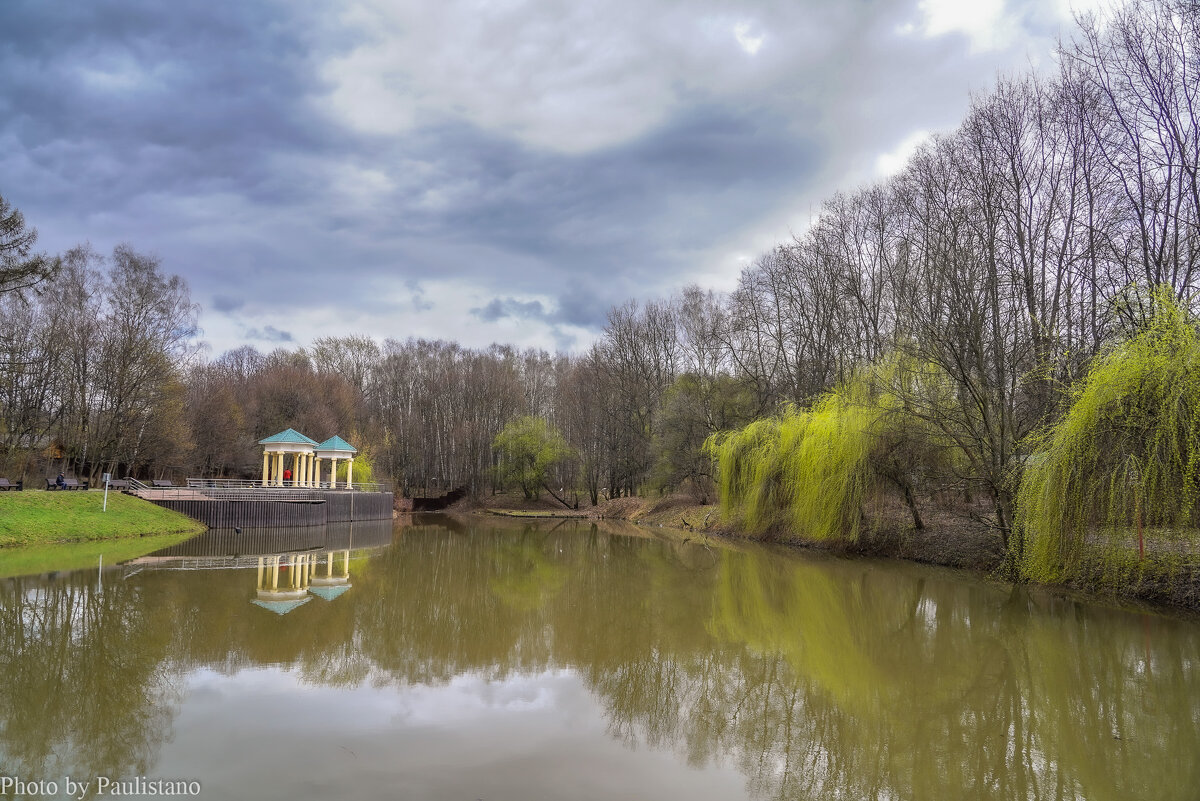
[457,492,1199,614]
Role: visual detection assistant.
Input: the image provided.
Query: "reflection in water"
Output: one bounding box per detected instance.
[248,551,352,614]
[0,517,1197,800]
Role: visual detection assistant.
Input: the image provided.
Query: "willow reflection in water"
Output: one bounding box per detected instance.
[0,517,1196,800]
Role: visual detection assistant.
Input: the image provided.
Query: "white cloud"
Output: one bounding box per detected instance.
[320,2,669,152]
[733,21,764,56]
[1052,0,1111,22]
[318,1,803,154]
[206,274,594,356]
[916,0,1015,52]
[76,51,168,94]
[874,129,930,177]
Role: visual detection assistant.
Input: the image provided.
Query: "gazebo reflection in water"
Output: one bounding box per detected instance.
[132,518,395,616]
[252,550,352,615]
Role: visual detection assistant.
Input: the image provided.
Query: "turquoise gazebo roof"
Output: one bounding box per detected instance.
[308,584,352,601]
[259,428,319,446]
[316,435,357,454]
[251,597,312,615]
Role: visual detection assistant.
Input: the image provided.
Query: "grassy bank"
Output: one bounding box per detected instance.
[0,491,205,547]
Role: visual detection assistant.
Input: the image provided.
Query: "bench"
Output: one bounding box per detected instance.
[108,479,130,490]
[152,479,174,488]
[0,478,22,491]
[46,478,88,490]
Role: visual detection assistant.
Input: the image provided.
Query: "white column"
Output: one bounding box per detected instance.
[261,452,269,486]
[315,457,322,488]
[299,452,308,487]
[347,458,354,488]
[329,457,338,489]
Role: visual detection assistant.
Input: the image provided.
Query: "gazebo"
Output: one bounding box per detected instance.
[258,429,359,488]
[259,428,318,487]
[315,436,358,488]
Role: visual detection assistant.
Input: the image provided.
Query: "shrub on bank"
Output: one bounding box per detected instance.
[1017,291,1200,588]
[706,372,898,543]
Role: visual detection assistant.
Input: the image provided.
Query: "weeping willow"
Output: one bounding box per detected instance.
[707,378,882,542]
[1018,292,1200,586]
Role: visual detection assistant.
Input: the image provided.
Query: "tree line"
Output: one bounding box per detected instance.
[1,0,1197,555]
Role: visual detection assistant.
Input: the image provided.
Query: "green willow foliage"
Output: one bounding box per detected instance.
[1018,292,1200,585]
[334,449,374,486]
[493,416,573,500]
[707,376,884,543]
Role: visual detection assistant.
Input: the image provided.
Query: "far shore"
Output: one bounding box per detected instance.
[460,491,1198,614]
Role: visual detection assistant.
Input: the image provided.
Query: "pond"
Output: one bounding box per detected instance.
[1,515,1197,800]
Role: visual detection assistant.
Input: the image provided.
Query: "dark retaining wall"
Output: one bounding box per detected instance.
[144,491,393,528]
[321,490,394,522]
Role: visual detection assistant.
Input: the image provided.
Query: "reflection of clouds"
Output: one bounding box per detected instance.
[164,665,749,800]
[181,666,586,731]
[391,669,574,724]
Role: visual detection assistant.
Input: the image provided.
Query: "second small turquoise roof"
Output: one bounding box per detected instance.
[317,435,357,454]
[258,428,319,446]
[309,585,352,601]
[251,597,312,615]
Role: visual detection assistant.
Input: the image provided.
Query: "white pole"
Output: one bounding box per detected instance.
[103,474,110,512]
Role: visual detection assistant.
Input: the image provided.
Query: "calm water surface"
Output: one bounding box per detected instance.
[1,516,1197,800]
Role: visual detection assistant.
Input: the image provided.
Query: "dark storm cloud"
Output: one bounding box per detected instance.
[471,298,549,323]
[211,294,244,313]
[436,104,820,256]
[378,104,820,328]
[1,0,335,210]
[0,0,1081,352]
[243,325,293,343]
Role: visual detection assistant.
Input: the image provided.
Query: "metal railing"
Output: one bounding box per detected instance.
[185,477,391,493]
[131,478,325,502]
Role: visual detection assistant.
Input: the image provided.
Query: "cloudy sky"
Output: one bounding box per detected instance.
[1,0,1101,357]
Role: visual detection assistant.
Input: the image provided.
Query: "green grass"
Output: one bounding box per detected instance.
[485,509,577,518]
[0,490,205,547]
[0,532,196,578]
